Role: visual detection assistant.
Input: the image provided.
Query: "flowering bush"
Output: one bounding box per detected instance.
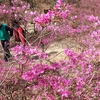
[0,0,100,100]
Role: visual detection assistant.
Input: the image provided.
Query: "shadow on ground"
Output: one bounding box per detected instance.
[32,51,57,60]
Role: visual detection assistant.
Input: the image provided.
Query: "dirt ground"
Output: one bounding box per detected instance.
[0,35,83,65]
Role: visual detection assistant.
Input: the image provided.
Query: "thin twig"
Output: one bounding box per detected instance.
[88,71,96,84]
[46,50,64,64]
[0,61,16,86]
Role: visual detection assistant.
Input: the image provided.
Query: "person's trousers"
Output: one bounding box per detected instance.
[1,40,11,61]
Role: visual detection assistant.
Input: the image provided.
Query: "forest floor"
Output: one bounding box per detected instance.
[0,35,83,66]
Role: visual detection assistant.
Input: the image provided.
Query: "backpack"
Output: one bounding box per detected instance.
[13,26,26,42]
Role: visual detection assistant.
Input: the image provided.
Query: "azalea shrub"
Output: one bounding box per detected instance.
[0,0,100,100]
[0,45,100,100]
